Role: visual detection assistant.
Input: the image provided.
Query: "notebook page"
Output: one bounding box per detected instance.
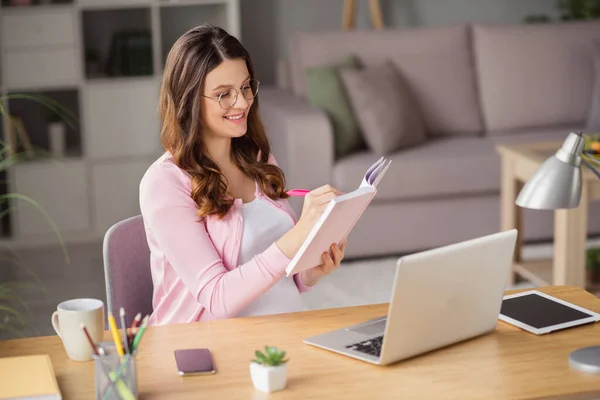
[360,157,385,188]
[372,159,392,187]
[360,157,391,188]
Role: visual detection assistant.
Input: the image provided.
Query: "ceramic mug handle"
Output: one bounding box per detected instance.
[51,311,62,339]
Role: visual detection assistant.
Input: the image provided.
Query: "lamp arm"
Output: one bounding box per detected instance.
[583,150,600,167]
[581,157,600,181]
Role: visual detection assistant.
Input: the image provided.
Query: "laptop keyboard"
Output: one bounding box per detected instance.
[346,335,383,357]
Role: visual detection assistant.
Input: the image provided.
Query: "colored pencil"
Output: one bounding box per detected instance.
[120,308,130,355]
[108,313,125,357]
[80,323,99,356]
[286,189,310,196]
[129,313,142,330]
[132,315,149,352]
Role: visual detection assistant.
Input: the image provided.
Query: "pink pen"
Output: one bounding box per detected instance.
[286,189,310,196]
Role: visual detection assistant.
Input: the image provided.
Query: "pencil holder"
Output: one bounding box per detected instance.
[93,342,138,400]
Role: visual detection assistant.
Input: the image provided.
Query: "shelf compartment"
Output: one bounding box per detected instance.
[513,259,600,295]
[1,6,75,49]
[1,0,73,8]
[0,116,11,239]
[6,88,82,159]
[10,159,90,238]
[513,259,552,287]
[159,0,233,6]
[83,79,160,159]
[82,6,153,80]
[3,47,80,90]
[77,0,152,10]
[159,2,229,67]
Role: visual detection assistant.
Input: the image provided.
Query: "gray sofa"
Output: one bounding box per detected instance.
[259,21,600,259]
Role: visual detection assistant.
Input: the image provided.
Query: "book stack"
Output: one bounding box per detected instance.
[106,30,153,77]
[0,354,62,399]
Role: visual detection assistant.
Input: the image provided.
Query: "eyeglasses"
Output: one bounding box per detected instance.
[201,79,260,110]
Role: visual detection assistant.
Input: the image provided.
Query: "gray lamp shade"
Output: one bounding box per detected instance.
[515,132,584,210]
[515,157,581,209]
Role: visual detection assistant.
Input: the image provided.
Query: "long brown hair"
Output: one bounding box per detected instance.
[159,24,288,219]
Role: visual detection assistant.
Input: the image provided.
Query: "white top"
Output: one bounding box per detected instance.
[235,197,306,317]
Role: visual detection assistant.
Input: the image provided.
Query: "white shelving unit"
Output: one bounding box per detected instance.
[0,0,240,247]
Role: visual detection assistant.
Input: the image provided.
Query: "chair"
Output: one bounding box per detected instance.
[103,215,153,327]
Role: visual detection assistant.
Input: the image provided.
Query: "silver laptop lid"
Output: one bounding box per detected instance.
[378,230,518,365]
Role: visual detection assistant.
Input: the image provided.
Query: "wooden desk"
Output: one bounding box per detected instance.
[3,286,600,399]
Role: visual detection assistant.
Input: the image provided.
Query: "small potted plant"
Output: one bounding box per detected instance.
[250,346,288,393]
[587,247,600,285]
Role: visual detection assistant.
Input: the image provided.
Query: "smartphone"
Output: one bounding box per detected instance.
[174,348,216,376]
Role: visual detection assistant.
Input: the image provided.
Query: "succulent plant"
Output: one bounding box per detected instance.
[252,346,288,367]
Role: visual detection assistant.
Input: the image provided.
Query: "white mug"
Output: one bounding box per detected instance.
[51,298,104,362]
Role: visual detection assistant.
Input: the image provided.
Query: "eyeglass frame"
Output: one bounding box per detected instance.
[200,79,260,110]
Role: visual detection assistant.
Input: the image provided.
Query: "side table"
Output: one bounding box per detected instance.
[496,141,599,289]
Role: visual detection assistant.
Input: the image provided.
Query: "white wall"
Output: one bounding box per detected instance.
[241,0,558,84]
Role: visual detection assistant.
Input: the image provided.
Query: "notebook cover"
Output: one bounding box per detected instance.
[0,354,62,399]
[285,187,376,277]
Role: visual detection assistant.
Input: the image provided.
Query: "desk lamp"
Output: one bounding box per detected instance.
[515,131,600,373]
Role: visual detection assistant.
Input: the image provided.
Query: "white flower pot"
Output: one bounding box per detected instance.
[48,121,66,157]
[250,362,287,393]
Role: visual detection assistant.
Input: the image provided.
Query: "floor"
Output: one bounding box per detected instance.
[1,238,597,340]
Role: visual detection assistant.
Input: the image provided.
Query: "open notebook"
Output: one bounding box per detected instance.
[285,156,392,277]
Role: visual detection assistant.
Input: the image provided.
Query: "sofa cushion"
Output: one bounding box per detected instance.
[333,137,498,202]
[333,125,584,201]
[288,26,483,137]
[339,62,426,156]
[305,55,364,158]
[473,21,600,133]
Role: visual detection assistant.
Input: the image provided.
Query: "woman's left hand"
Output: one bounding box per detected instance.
[300,240,346,287]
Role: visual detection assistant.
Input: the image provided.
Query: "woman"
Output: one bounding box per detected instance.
[139,24,346,326]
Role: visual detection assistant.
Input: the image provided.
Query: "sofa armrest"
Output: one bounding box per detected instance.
[259,87,335,192]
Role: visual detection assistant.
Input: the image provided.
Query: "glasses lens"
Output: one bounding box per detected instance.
[242,79,260,100]
[219,88,237,110]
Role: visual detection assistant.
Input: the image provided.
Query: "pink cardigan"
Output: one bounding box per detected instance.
[139,152,311,326]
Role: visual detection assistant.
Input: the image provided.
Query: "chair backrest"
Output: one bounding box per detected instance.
[103,215,153,326]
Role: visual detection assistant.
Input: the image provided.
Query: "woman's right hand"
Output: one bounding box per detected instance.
[276,184,343,259]
[295,184,344,235]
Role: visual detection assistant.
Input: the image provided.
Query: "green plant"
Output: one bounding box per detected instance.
[558,0,600,20]
[0,93,75,335]
[252,346,288,367]
[523,0,600,23]
[587,247,600,270]
[581,134,600,166]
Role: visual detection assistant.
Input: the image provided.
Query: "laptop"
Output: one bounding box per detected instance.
[303,229,518,366]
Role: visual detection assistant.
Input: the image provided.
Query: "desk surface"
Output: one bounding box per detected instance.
[2,286,600,400]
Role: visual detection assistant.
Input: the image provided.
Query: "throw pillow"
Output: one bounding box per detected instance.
[587,41,600,132]
[339,61,426,156]
[305,55,365,159]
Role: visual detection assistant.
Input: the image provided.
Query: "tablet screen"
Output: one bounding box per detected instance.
[500,292,594,329]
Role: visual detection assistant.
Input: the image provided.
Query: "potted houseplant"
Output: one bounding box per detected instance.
[523,0,600,23]
[250,346,288,393]
[0,93,74,337]
[46,108,67,158]
[587,247,600,285]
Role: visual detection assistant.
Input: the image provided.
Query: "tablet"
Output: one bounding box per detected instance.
[499,290,600,335]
